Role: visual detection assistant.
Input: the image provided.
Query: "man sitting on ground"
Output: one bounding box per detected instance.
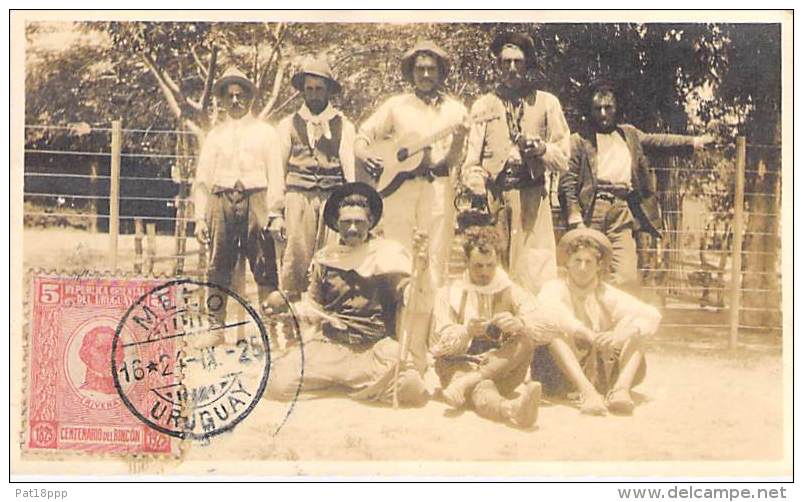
[429,226,545,427]
[529,228,661,415]
[265,182,429,406]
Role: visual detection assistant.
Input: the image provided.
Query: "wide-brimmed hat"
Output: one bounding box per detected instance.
[212,66,257,98]
[491,32,537,67]
[401,40,451,83]
[291,58,342,95]
[557,228,614,268]
[323,182,384,231]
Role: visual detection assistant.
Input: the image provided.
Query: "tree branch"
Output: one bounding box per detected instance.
[141,52,184,119]
[257,22,286,93]
[199,46,218,113]
[258,61,287,119]
[190,44,209,81]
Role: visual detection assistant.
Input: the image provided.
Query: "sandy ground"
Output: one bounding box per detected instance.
[19,228,785,464]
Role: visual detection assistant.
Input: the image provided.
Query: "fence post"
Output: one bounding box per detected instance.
[134,218,144,274]
[109,120,122,270]
[729,136,746,349]
[146,223,157,274]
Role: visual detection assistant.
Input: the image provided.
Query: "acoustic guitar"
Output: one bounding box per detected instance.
[358,110,500,197]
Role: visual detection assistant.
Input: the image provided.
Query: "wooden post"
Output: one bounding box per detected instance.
[729,136,746,349]
[134,219,144,273]
[146,223,157,275]
[109,120,122,270]
[89,161,99,233]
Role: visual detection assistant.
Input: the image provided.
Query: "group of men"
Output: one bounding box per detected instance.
[192,31,711,427]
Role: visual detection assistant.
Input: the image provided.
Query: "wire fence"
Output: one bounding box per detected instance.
[23,122,783,344]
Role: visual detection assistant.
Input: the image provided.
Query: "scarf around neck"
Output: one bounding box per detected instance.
[298,102,339,149]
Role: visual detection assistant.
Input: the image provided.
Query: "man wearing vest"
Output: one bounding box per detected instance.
[559,79,713,288]
[193,67,284,329]
[355,40,468,287]
[276,58,356,300]
[430,225,547,428]
[462,32,571,296]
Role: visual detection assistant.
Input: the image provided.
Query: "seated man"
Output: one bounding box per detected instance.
[265,182,429,406]
[429,226,544,428]
[529,228,661,415]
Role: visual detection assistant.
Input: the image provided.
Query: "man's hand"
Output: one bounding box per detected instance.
[595,330,630,351]
[520,134,547,157]
[491,312,525,336]
[575,326,598,345]
[356,143,385,179]
[194,220,210,246]
[693,134,716,150]
[266,216,285,242]
[467,319,488,339]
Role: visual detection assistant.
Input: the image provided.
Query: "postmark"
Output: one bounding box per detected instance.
[111,279,272,441]
[25,274,175,455]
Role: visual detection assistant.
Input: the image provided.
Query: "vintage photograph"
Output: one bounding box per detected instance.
[10,10,791,478]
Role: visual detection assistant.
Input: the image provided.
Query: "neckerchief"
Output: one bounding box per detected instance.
[414,89,444,107]
[298,102,339,149]
[314,236,411,278]
[448,267,514,317]
[567,277,607,333]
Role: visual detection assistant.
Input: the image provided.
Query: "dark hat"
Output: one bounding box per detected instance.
[401,40,451,83]
[212,66,256,98]
[323,182,384,231]
[557,228,614,268]
[491,32,537,67]
[291,57,342,95]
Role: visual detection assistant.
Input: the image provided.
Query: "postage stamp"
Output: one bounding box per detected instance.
[24,275,176,455]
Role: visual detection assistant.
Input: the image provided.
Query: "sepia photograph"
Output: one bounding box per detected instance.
[9,9,792,480]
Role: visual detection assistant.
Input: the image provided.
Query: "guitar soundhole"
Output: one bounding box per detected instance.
[397,148,409,162]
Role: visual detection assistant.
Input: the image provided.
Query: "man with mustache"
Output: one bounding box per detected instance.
[266,182,430,406]
[559,79,714,288]
[461,32,571,296]
[193,66,284,328]
[355,40,468,287]
[276,58,356,300]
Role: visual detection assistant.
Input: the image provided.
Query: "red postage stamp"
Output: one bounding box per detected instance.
[24,274,177,455]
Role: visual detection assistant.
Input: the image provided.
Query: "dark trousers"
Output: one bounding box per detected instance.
[207,188,278,323]
[589,197,638,288]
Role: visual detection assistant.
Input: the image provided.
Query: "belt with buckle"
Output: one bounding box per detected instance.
[596,183,631,202]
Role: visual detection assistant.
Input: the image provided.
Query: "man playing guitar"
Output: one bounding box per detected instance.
[355,40,468,288]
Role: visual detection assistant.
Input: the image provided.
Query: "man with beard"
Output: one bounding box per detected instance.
[528,228,661,415]
[193,67,284,328]
[265,182,430,406]
[355,40,468,288]
[461,32,571,296]
[276,58,356,300]
[559,79,714,288]
[430,225,546,428]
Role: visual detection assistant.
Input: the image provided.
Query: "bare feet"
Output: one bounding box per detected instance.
[506,381,542,428]
[580,391,607,416]
[605,387,635,415]
[442,372,483,408]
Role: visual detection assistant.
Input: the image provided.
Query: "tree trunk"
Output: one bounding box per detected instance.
[741,109,782,331]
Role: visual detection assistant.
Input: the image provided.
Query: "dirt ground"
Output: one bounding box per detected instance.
[19,228,785,463]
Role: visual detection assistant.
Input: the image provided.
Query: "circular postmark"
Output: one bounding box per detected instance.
[111,279,271,441]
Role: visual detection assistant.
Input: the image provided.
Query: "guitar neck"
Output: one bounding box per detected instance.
[405,123,462,157]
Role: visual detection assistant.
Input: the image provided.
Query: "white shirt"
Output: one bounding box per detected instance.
[595,131,633,186]
[193,114,285,217]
